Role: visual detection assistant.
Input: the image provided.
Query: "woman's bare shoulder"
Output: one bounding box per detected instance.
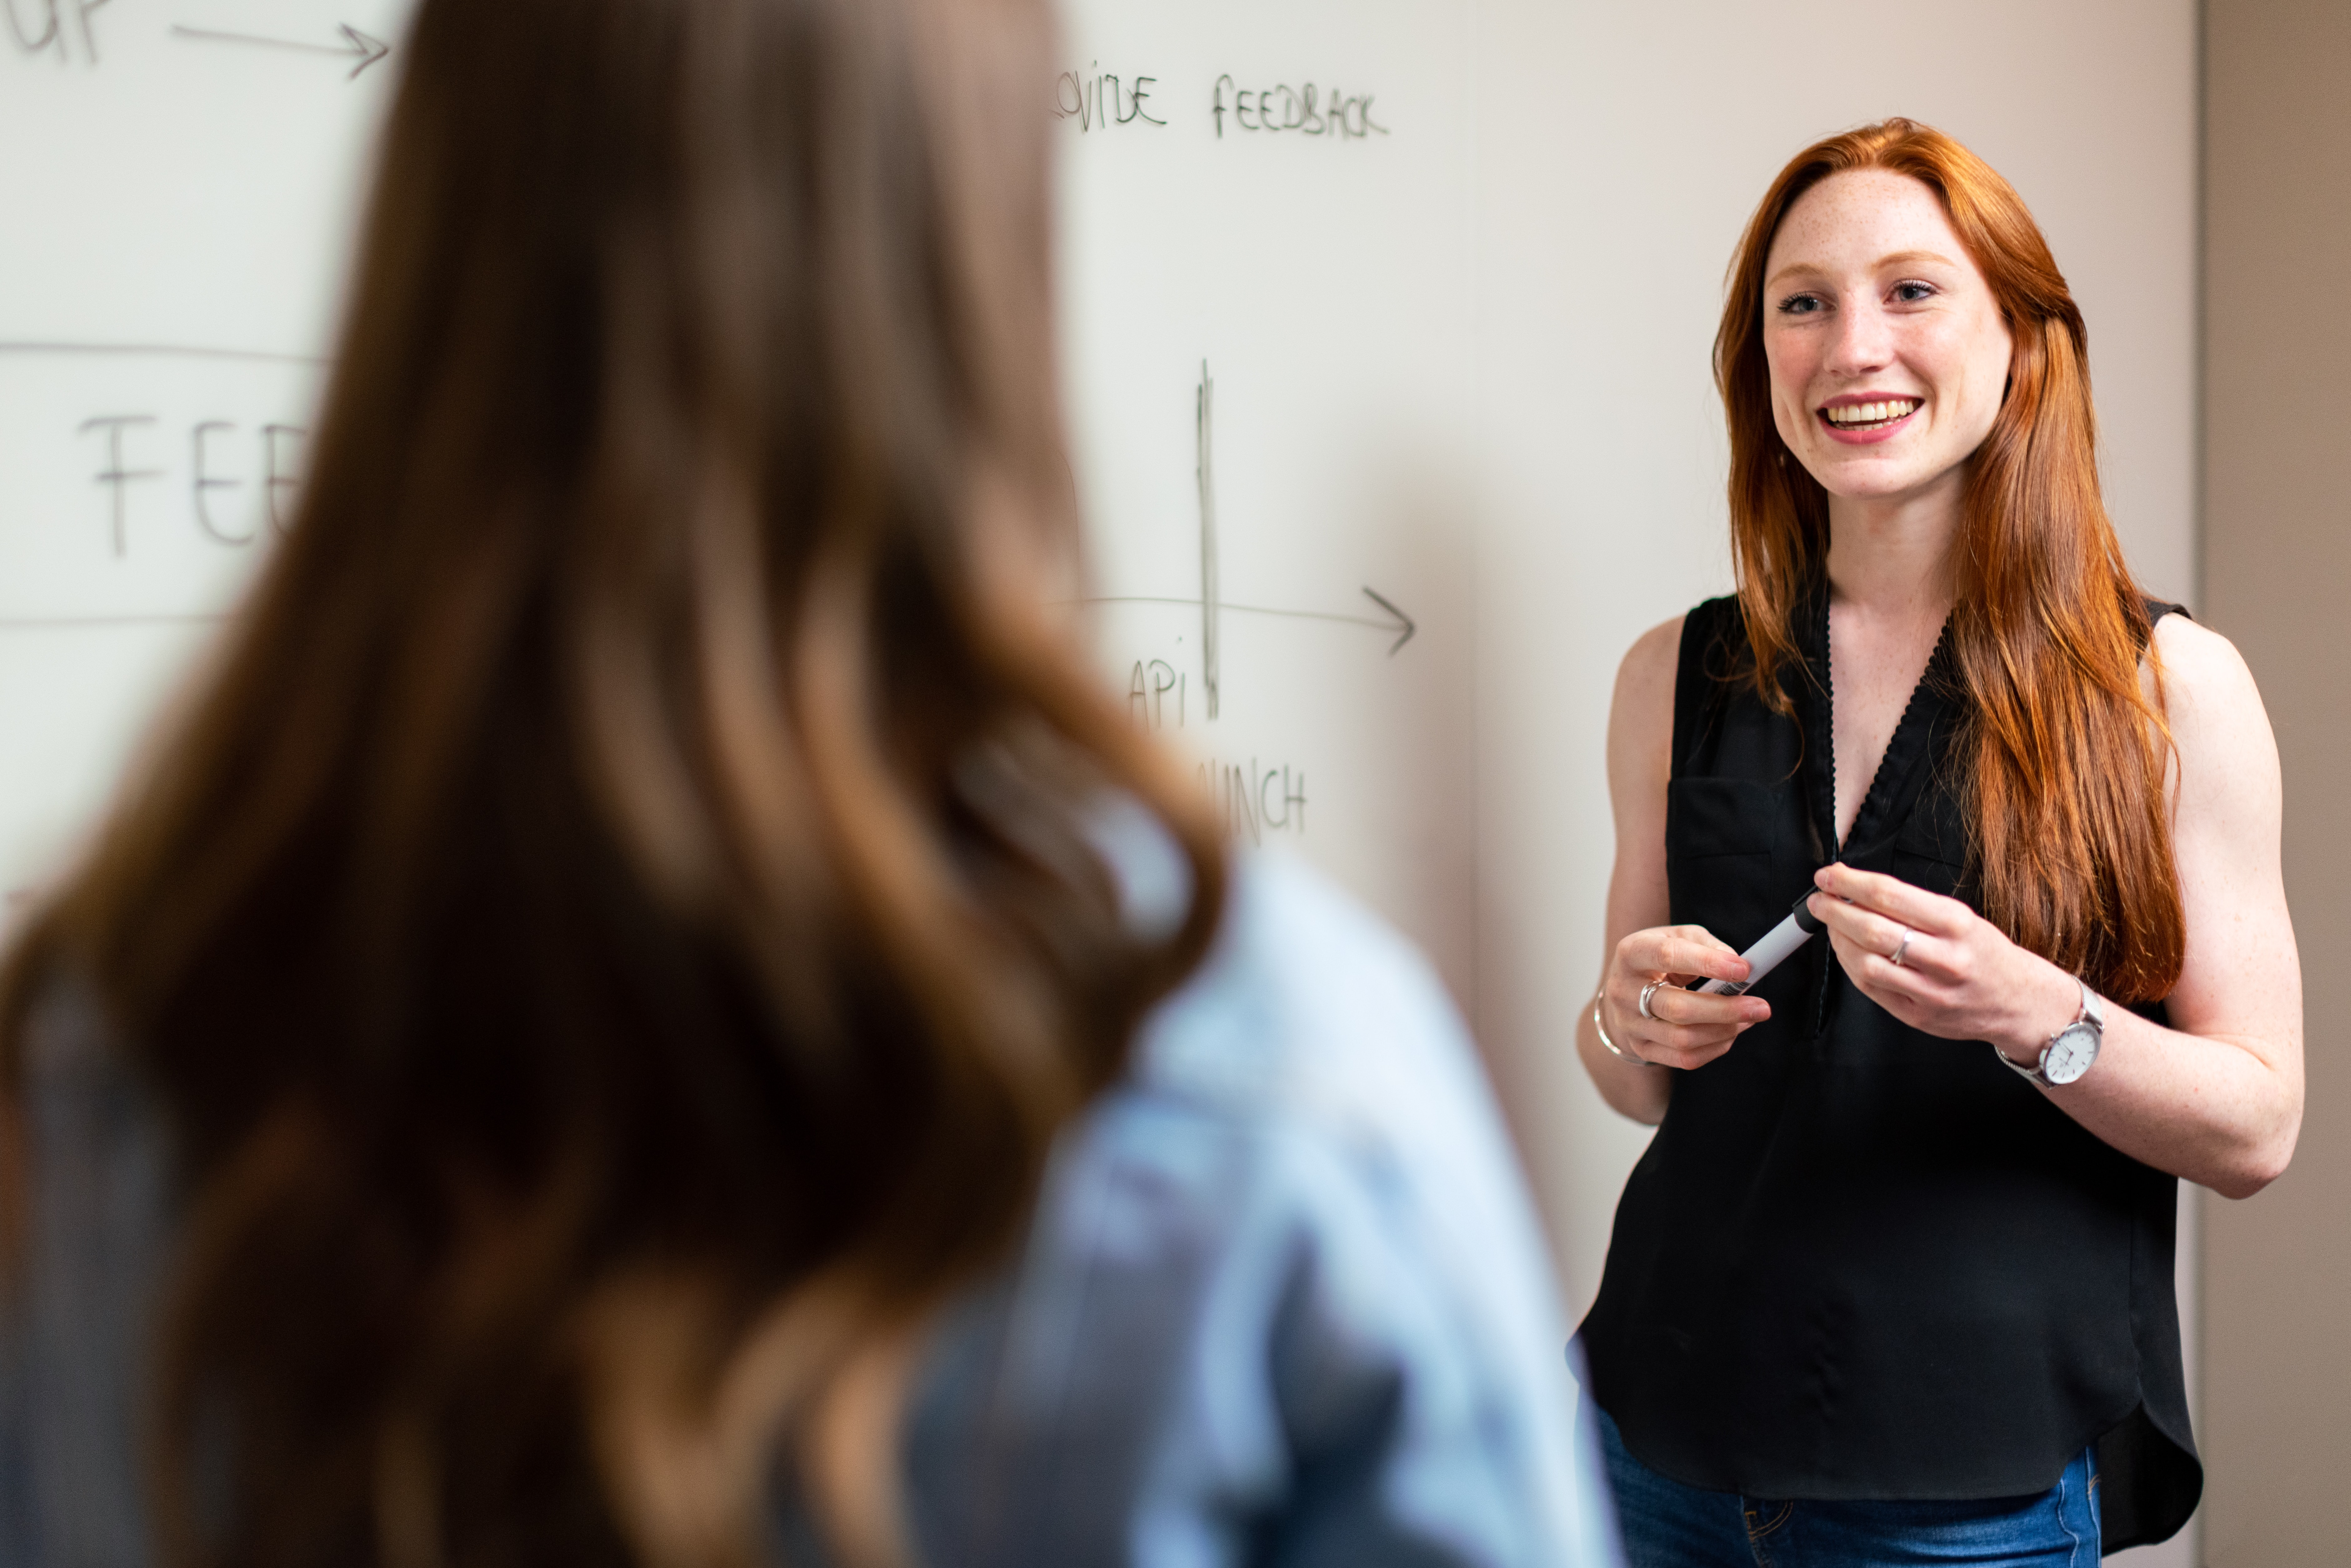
[2152,614,2269,739]
[1614,614,1685,711]
[2153,610,2253,689]
[2150,613,2279,815]
[1607,615,1685,797]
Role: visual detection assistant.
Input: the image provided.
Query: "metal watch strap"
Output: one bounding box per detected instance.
[1994,976,2099,1086]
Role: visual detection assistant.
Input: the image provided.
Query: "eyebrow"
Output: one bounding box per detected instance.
[1765,249,1962,292]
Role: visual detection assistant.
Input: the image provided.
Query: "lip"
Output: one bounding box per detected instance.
[1815,392,1921,446]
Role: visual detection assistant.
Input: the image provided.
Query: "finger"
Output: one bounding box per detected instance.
[1830,935,1955,1017]
[1629,1013,1749,1060]
[1807,892,1914,961]
[1813,862,1968,937]
[1625,929,1752,986]
[1627,1025,1758,1072]
[1644,983,1769,1029]
[1629,1036,1735,1071]
[1814,892,1975,986]
[1671,923,1742,954]
[1647,1042,1738,1072]
[1841,952,1935,1018]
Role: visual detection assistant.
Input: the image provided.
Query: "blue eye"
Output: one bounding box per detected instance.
[1776,293,1825,315]
[1892,281,1936,303]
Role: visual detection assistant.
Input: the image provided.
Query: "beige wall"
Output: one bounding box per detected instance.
[1468,11,2203,1555]
[2202,2,2351,1561]
[1471,0,2201,1310]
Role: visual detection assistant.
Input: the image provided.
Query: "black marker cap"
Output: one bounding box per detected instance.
[1790,889,1824,935]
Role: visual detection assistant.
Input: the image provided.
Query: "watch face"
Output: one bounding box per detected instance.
[2043,1023,2099,1085]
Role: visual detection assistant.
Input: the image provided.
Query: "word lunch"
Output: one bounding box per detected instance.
[1200,756,1307,844]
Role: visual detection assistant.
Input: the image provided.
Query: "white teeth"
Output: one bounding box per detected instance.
[1825,398,1918,426]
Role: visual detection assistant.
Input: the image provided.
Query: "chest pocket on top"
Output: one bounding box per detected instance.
[1667,778,1782,859]
[1666,777,1792,939]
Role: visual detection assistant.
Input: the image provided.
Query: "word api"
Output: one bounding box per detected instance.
[1128,658,1188,730]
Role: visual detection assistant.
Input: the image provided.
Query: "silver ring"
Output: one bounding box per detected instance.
[1889,927,1913,968]
[1639,978,1666,1019]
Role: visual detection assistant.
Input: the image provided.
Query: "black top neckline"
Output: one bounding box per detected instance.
[1799,587,1956,863]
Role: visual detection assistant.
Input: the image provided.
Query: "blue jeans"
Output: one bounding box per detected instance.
[1598,1408,2101,1567]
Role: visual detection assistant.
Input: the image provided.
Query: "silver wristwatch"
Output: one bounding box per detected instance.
[1995,977,2104,1087]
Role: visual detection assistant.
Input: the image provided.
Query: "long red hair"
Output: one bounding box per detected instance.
[1715,118,2183,1001]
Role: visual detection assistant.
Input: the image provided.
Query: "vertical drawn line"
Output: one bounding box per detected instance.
[1195,360,1219,720]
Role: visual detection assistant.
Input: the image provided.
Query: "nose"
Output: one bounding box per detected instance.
[1823,294,1894,379]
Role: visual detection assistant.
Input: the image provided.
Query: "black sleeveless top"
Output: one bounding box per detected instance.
[1577,593,2199,1551]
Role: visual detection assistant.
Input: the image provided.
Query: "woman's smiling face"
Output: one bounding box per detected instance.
[1762,169,2014,507]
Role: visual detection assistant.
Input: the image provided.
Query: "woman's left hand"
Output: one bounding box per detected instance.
[1808,862,2075,1061]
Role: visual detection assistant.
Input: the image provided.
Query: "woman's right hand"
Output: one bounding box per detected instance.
[1598,924,1770,1071]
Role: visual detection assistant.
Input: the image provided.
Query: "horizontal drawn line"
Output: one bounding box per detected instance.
[1085,594,1394,632]
[0,613,231,631]
[0,342,330,367]
[170,22,392,80]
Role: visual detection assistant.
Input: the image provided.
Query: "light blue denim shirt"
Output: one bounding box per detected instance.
[0,849,1620,1567]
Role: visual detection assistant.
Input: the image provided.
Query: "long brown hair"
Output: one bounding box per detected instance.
[1714,118,2183,1001]
[0,0,1224,1563]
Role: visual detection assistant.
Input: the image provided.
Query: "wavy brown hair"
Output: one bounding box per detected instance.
[1714,118,2183,1002]
[0,0,1224,1563]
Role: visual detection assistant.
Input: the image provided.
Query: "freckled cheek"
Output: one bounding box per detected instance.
[1765,388,1814,451]
[1762,337,1816,443]
[1909,328,2004,439]
[1896,322,1985,420]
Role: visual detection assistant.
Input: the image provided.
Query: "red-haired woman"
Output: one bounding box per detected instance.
[1575,119,2301,1565]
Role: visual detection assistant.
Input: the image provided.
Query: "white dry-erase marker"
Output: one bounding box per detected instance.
[1691,891,1826,996]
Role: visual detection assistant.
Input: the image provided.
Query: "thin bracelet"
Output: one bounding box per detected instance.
[1592,993,1645,1065]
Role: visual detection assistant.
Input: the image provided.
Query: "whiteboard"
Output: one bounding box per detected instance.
[0,0,1491,1004]
[1055,0,1483,1001]
[0,0,391,901]
[0,8,2204,1464]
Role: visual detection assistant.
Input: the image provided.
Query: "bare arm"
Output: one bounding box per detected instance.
[1575,617,1768,1125]
[1810,616,2303,1197]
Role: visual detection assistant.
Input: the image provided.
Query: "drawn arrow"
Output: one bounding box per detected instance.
[171,22,391,79]
[1086,589,1418,656]
[1359,586,1415,655]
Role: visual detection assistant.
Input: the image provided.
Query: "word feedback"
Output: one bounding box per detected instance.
[1212,76,1386,140]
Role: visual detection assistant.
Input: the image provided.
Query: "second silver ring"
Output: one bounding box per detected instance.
[1889,926,1914,968]
[1639,978,1667,1019]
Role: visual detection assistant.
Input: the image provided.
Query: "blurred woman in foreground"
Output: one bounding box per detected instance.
[0,0,1611,1563]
